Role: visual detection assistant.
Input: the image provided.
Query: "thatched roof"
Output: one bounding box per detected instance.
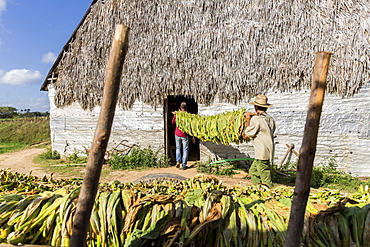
[41,0,370,110]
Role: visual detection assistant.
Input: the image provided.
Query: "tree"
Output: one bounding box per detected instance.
[0,106,18,119]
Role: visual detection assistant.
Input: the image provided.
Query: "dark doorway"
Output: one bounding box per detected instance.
[164,96,200,164]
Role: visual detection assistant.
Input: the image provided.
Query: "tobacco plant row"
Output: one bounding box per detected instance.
[0,170,369,246]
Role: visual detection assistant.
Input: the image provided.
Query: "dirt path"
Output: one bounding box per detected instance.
[0,147,48,178]
[0,147,252,187]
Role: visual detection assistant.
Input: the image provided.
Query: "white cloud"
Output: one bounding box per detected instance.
[0,38,3,47]
[0,69,42,85]
[0,96,50,112]
[0,0,6,16]
[21,97,50,112]
[42,52,57,64]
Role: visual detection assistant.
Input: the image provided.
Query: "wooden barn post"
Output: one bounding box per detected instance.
[284,51,331,247]
[70,24,129,247]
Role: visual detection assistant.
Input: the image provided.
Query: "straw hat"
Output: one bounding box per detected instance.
[249,94,273,108]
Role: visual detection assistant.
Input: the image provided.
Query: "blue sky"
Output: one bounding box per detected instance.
[0,0,91,112]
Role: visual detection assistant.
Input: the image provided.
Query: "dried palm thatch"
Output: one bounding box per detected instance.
[41,0,370,110]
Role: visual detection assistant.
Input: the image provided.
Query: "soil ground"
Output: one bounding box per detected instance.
[0,146,253,187]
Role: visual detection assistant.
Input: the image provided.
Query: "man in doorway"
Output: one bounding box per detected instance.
[243,94,276,188]
[172,102,194,170]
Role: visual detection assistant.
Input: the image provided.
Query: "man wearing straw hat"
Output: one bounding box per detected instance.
[243,94,276,188]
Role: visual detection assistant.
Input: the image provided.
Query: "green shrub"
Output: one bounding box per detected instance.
[66,150,88,164]
[107,146,171,170]
[272,157,370,191]
[39,148,60,160]
[271,161,297,186]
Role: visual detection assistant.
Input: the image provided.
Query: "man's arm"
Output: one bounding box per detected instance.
[243,114,259,140]
[242,112,253,139]
[244,112,252,127]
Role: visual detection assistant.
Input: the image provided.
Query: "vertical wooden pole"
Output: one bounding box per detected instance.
[70,24,129,247]
[284,51,331,247]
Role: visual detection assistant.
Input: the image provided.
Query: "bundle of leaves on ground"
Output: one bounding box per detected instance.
[175,109,248,145]
[0,172,369,246]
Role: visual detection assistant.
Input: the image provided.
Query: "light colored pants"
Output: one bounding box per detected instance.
[175,135,189,168]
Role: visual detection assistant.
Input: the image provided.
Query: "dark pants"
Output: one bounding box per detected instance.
[249,159,273,188]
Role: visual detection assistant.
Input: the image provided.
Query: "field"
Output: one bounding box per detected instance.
[0,117,50,145]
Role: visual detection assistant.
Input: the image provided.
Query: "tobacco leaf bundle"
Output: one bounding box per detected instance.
[175,108,249,145]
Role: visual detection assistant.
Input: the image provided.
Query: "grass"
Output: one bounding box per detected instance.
[0,143,28,154]
[0,117,51,155]
[0,117,50,145]
[34,148,86,178]
[34,147,116,180]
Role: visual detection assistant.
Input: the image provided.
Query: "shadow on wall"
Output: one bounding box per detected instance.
[201,141,253,170]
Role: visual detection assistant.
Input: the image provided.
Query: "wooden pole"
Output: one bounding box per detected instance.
[286,143,300,158]
[70,24,129,247]
[278,143,294,169]
[284,51,331,247]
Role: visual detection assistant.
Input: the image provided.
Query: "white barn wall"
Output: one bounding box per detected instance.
[48,82,370,176]
[48,85,165,156]
[270,82,370,176]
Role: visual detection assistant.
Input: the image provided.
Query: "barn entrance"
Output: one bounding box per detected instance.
[164,96,200,165]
